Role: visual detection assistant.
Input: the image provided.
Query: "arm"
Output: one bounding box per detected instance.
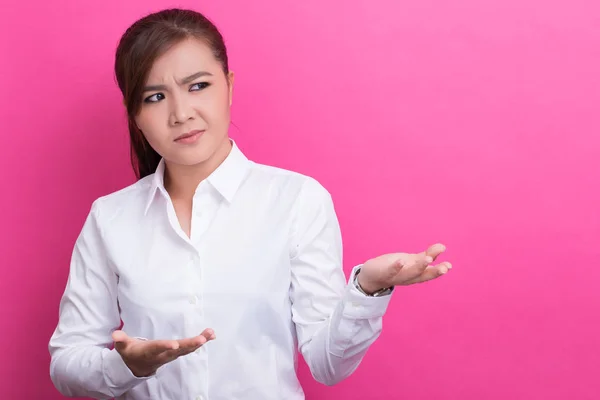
[289,178,393,386]
[48,201,150,399]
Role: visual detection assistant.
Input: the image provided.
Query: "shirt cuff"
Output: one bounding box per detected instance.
[341,265,394,319]
[103,348,152,394]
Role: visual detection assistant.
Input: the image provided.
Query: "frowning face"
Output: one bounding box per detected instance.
[135,37,234,169]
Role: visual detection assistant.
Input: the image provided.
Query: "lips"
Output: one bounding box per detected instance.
[174,130,205,142]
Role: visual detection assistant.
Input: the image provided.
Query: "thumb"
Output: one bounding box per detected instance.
[391,257,405,274]
[112,330,131,351]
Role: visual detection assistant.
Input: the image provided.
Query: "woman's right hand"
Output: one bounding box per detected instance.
[112,328,216,377]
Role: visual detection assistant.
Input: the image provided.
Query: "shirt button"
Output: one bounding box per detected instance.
[189,296,198,305]
[195,396,204,400]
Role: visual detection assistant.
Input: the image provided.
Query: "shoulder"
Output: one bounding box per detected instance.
[248,161,333,202]
[246,162,336,231]
[88,175,154,222]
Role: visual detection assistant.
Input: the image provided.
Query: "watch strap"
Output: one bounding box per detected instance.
[353,267,394,297]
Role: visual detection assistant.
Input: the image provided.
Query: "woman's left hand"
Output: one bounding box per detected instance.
[357,243,452,294]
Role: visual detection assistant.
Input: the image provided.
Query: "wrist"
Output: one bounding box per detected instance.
[126,361,156,378]
[355,268,393,296]
[132,367,156,378]
[357,274,384,294]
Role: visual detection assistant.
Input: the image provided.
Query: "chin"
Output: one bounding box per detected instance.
[175,151,215,167]
[177,143,221,165]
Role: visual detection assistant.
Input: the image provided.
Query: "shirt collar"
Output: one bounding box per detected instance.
[144,140,251,215]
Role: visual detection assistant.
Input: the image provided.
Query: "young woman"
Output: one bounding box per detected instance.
[49,8,452,400]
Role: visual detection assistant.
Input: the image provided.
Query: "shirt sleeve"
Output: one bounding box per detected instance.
[289,177,393,386]
[48,200,150,399]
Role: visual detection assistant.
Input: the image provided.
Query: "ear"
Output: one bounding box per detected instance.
[227,71,235,106]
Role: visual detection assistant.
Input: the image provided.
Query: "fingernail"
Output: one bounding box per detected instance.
[440,267,448,274]
[447,263,452,269]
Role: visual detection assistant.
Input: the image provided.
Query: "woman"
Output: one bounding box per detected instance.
[49,8,452,400]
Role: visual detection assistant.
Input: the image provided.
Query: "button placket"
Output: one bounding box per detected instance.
[187,251,204,316]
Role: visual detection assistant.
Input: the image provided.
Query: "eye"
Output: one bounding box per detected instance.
[143,93,165,103]
[190,82,210,91]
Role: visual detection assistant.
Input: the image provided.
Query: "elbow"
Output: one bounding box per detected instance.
[312,369,353,386]
[302,339,362,387]
[49,351,112,400]
[316,375,344,387]
[49,354,79,398]
[49,361,72,397]
[50,380,72,398]
[309,360,359,387]
[310,369,337,386]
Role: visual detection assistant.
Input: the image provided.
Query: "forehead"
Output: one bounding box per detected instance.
[146,38,219,80]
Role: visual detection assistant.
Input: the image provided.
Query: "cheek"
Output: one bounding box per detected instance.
[135,110,167,149]
[204,91,231,126]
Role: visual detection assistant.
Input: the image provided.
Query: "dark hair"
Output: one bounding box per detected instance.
[114,8,229,179]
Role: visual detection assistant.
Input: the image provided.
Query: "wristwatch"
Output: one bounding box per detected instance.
[353,267,394,297]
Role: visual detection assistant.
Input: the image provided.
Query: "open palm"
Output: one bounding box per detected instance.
[358,243,452,293]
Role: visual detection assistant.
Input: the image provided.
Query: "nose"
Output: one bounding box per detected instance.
[169,94,194,125]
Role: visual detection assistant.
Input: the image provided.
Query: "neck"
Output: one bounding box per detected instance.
[164,138,233,200]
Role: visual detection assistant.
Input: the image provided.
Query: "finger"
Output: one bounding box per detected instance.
[157,347,193,363]
[201,328,215,339]
[176,329,216,351]
[187,329,216,352]
[160,330,216,362]
[402,261,452,285]
[143,339,180,358]
[405,253,432,272]
[112,330,132,352]
[420,243,446,261]
[412,245,444,272]
[178,335,207,350]
[387,254,428,284]
[203,328,216,341]
[391,258,405,274]
[112,330,130,343]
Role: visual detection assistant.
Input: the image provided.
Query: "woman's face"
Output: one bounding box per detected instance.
[135,37,234,168]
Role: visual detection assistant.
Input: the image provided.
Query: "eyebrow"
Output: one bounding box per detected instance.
[143,71,213,92]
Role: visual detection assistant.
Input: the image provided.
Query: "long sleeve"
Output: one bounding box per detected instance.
[48,201,150,399]
[289,178,393,386]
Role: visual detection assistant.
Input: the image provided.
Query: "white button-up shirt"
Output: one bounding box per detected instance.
[49,141,393,400]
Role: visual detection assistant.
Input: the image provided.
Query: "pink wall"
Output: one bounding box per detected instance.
[1,0,598,399]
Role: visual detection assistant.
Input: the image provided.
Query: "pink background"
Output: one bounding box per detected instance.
[1,0,599,399]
